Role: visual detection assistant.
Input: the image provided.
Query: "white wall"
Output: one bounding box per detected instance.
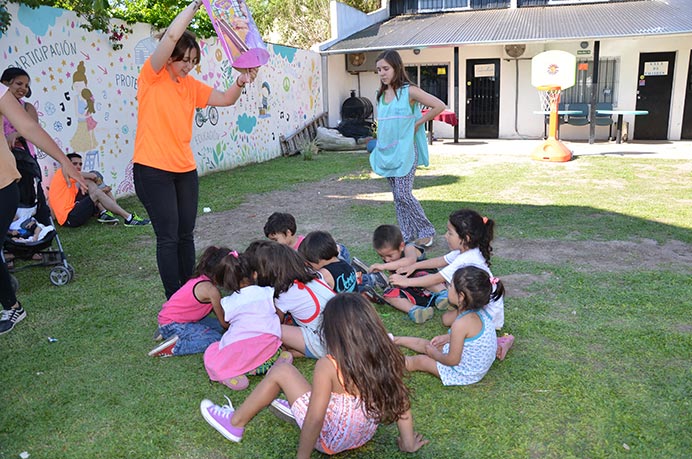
[325,34,692,140]
[1,4,323,197]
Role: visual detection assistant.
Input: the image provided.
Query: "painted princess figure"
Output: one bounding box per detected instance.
[70,61,98,152]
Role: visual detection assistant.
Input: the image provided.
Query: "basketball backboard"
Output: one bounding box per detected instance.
[531,50,576,90]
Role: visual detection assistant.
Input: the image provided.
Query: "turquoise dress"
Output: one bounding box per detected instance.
[370,85,429,178]
[436,309,497,386]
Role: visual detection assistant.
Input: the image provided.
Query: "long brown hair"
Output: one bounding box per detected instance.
[245,240,316,297]
[320,293,411,424]
[375,50,414,102]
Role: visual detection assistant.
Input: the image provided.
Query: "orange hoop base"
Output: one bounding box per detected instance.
[531,138,573,162]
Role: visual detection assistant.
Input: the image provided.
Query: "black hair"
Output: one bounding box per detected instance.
[263,212,297,237]
[66,153,82,160]
[449,209,495,266]
[213,250,252,293]
[192,245,232,279]
[1,67,32,98]
[372,224,404,251]
[245,240,316,297]
[298,231,338,264]
[451,265,504,312]
[375,50,414,102]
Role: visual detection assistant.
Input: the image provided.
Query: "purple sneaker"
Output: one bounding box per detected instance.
[200,398,244,442]
[269,398,297,424]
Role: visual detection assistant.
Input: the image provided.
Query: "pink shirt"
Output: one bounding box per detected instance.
[157,275,215,325]
[292,234,305,250]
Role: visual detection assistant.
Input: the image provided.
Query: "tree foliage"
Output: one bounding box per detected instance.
[1,0,381,48]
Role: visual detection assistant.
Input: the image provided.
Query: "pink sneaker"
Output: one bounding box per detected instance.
[496,334,515,360]
[200,398,244,442]
[221,375,249,391]
[147,335,178,357]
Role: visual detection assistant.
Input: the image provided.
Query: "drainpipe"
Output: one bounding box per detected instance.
[321,54,329,123]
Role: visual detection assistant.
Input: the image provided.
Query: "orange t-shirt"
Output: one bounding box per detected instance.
[133,58,213,173]
[47,168,78,225]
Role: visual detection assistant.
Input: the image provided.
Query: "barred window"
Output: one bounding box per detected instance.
[561,58,619,105]
[405,64,449,105]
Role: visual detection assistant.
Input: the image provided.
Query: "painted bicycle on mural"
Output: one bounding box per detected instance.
[195,106,219,127]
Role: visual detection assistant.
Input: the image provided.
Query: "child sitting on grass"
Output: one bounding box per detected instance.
[353,224,444,324]
[263,211,350,262]
[200,293,428,456]
[393,266,503,385]
[389,209,505,330]
[148,246,229,357]
[246,240,335,359]
[203,250,292,390]
[298,230,357,293]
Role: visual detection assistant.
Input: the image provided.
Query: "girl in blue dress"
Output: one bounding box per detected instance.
[392,265,504,386]
[371,50,445,247]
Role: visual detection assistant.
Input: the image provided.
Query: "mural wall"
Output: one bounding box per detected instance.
[0,4,322,196]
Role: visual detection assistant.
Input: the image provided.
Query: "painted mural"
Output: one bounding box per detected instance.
[0,4,322,197]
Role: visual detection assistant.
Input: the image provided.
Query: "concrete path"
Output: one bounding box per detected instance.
[427,138,691,160]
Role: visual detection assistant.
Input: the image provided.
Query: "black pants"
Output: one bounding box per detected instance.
[0,182,19,309]
[134,164,198,299]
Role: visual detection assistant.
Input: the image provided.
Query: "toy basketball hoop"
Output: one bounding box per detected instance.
[537,85,562,114]
[531,51,576,162]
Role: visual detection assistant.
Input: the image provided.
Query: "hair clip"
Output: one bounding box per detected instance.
[229,250,239,258]
[490,277,499,285]
[482,216,488,224]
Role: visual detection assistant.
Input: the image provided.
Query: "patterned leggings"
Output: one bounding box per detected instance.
[386,148,435,242]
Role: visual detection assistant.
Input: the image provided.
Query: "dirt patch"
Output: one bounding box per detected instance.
[194,169,692,298]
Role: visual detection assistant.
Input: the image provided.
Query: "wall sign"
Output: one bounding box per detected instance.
[643,61,669,76]
[474,64,495,78]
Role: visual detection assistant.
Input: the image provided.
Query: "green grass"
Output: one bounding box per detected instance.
[1,150,691,458]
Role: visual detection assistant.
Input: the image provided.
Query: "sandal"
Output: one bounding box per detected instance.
[221,375,249,391]
[496,334,515,360]
[276,350,293,365]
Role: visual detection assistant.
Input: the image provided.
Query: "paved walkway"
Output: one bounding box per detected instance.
[428,138,692,160]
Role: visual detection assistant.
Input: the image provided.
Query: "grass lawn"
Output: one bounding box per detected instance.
[1,149,690,458]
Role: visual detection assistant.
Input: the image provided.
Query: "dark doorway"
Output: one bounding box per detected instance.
[465,59,500,138]
[635,52,675,140]
[682,50,692,139]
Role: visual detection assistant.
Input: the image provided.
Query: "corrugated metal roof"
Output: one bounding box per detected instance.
[323,0,692,53]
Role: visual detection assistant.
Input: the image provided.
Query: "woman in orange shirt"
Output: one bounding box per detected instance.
[134,0,257,299]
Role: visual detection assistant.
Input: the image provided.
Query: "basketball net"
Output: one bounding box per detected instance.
[537,85,561,114]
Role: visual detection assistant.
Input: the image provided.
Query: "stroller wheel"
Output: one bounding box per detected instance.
[10,274,19,293]
[66,263,75,279]
[50,266,71,286]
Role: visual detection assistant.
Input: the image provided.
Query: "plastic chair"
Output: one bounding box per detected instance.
[594,103,614,139]
[566,103,589,126]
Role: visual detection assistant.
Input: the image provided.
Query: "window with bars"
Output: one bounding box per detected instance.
[405,64,449,105]
[560,58,619,105]
[391,0,508,15]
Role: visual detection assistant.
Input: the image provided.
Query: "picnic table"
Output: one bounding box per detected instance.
[422,109,458,145]
[595,109,649,144]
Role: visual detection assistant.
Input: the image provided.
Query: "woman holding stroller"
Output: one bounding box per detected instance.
[0,77,86,335]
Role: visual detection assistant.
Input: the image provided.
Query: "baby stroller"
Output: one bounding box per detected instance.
[3,138,75,287]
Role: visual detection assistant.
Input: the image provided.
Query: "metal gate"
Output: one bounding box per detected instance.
[465,58,500,139]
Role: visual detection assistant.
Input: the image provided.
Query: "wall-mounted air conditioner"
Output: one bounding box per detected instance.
[345,51,380,73]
